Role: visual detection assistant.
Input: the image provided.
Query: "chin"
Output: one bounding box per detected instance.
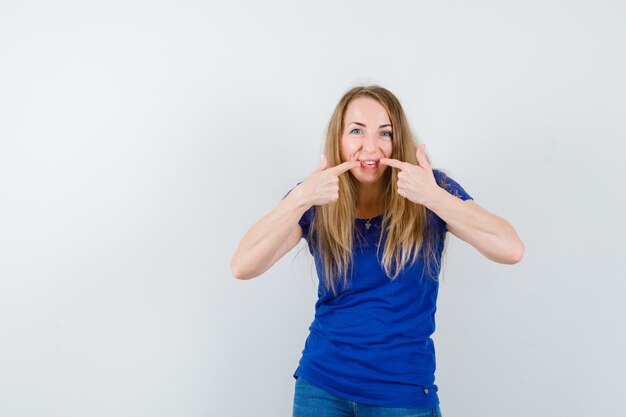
[350,168,387,185]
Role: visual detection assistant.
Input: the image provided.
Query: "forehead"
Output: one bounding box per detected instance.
[344,97,390,125]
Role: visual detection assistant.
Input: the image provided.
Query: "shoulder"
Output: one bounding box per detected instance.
[432,168,446,185]
[432,168,473,201]
[432,168,454,185]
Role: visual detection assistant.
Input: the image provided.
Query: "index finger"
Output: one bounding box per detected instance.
[328,160,360,175]
[379,158,411,170]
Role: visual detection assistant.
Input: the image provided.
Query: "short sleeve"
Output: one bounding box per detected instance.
[283,183,314,239]
[431,169,473,233]
[433,169,473,201]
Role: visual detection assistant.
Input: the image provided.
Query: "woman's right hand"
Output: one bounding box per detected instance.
[294,155,360,207]
[230,155,358,280]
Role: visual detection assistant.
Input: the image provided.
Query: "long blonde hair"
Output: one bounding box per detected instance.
[310,85,446,295]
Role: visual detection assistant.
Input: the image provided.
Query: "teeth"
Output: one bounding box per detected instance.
[363,161,376,165]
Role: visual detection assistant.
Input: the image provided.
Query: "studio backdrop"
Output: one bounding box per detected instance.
[0,1,625,417]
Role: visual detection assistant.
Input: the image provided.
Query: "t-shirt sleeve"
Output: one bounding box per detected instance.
[433,169,473,201]
[283,183,313,239]
[431,169,473,233]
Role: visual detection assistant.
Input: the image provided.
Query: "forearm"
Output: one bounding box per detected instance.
[426,188,524,264]
[231,188,310,279]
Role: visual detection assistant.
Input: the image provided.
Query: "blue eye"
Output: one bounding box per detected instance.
[381,131,393,138]
[350,128,361,134]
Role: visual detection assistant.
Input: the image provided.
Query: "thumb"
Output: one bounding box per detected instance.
[416,144,430,168]
[317,154,328,171]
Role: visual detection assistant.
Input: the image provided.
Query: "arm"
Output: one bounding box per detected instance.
[230,190,309,280]
[380,144,524,265]
[426,190,525,264]
[230,156,360,280]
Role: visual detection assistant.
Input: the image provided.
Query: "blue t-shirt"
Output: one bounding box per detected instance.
[291,169,473,408]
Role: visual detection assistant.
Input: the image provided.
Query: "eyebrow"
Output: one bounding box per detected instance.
[348,122,392,128]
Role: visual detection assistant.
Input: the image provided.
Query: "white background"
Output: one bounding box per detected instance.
[1,1,625,416]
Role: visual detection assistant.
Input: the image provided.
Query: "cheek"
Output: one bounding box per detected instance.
[383,142,393,157]
[340,137,358,158]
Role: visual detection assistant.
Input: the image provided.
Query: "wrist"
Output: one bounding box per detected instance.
[284,184,313,213]
[424,186,449,211]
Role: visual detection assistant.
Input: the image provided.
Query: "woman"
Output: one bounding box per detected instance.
[231,85,524,417]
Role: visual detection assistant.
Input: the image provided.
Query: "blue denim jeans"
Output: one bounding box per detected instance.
[292,377,443,417]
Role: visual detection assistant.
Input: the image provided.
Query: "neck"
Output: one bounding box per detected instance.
[355,181,385,218]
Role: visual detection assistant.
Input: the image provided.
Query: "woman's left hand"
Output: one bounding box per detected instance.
[379,144,440,207]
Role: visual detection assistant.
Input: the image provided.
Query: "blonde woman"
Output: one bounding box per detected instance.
[231,85,524,417]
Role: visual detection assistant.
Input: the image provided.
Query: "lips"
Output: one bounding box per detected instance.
[358,158,380,169]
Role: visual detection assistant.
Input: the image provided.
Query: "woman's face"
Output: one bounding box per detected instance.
[340,97,393,185]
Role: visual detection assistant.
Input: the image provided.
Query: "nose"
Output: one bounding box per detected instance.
[362,132,376,153]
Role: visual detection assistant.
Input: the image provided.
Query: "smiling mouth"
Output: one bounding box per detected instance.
[358,159,380,169]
